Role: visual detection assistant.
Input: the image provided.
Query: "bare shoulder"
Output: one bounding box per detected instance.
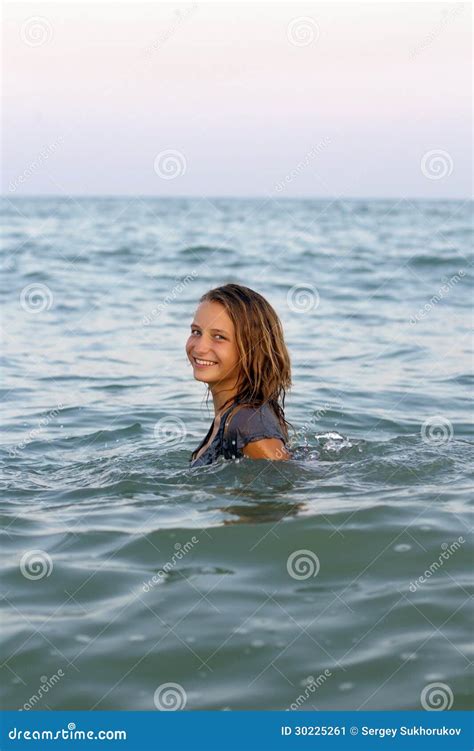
[242,438,291,461]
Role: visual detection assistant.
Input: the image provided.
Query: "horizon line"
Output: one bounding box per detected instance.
[1,194,472,202]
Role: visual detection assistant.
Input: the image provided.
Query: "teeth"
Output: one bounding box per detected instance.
[195,357,217,366]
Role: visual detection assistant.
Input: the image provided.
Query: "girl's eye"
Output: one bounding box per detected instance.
[190,329,226,340]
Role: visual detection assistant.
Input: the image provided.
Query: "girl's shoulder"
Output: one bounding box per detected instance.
[225,401,275,427]
[224,401,286,450]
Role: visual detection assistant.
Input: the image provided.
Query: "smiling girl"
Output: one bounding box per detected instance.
[186,284,292,467]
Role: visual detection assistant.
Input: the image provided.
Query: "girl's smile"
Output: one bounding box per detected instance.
[185,300,241,406]
[193,357,218,368]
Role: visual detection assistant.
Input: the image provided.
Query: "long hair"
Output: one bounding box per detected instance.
[199,283,292,441]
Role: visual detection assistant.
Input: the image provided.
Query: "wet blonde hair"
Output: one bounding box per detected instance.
[199,283,292,440]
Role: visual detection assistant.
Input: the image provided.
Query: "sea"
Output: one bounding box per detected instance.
[1,196,472,711]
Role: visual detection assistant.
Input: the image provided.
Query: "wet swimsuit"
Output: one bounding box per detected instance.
[190,402,287,467]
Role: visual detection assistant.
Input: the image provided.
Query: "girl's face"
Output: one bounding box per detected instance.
[185,300,240,387]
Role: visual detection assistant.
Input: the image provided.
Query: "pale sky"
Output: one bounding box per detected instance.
[2,1,471,198]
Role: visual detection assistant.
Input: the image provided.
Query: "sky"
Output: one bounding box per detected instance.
[2,1,472,198]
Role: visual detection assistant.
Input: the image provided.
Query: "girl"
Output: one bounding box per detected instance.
[186,283,292,467]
